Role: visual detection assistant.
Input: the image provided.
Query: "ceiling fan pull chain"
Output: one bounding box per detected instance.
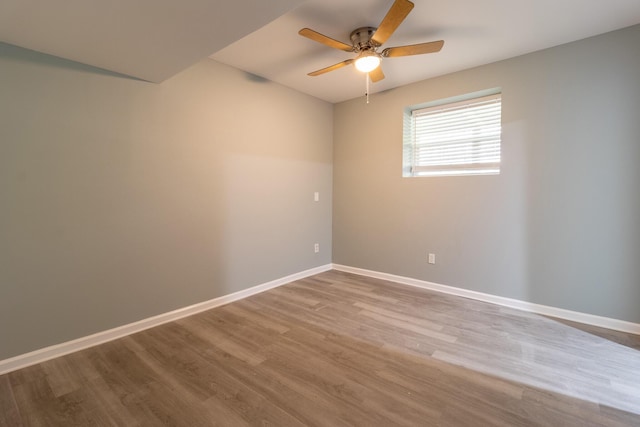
[366,73,370,104]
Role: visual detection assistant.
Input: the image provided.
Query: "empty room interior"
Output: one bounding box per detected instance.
[1,0,640,425]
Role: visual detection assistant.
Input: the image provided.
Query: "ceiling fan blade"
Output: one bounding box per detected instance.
[299,28,354,52]
[370,65,385,82]
[308,59,355,76]
[382,40,444,57]
[371,0,415,46]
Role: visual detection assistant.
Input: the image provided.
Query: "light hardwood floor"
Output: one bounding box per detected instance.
[1,270,640,426]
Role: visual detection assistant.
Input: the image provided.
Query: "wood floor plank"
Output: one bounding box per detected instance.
[40,356,85,398]
[79,376,140,426]
[2,269,640,426]
[10,374,71,426]
[220,303,290,334]
[134,323,308,426]
[353,301,445,331]
[358,309,458,343]
[0,375,22,427]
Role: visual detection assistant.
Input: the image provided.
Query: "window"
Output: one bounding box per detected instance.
[403,91,502,177]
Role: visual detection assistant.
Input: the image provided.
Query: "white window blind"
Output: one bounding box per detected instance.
[409,93,501,177]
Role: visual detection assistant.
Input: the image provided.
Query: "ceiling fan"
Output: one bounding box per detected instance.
[298,0,444,82]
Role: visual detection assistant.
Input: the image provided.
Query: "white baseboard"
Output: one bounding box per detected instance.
[4,263,636,375]
[332,264,640,336]
[0,264,332,375]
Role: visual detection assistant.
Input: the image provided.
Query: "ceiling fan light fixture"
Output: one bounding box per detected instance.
[354,51,381,73]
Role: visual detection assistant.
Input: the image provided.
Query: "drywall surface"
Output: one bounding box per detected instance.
[0,44,332,360]
[333,25,640,323]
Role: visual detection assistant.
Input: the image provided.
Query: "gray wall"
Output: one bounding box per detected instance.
[0,44,333,360]
[333,25,640,324]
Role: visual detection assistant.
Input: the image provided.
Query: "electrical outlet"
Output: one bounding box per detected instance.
[314,243,320,253]
[314,192,319,202]
[428,253,436,264]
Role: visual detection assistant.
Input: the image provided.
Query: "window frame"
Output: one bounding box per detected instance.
[403,89,502,178]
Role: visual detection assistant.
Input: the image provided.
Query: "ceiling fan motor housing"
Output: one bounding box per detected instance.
[350,27,378,51]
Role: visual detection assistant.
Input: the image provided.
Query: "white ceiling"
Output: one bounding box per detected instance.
[213,0,640,103]
[1,0,639,102]
[0,0,304,83]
